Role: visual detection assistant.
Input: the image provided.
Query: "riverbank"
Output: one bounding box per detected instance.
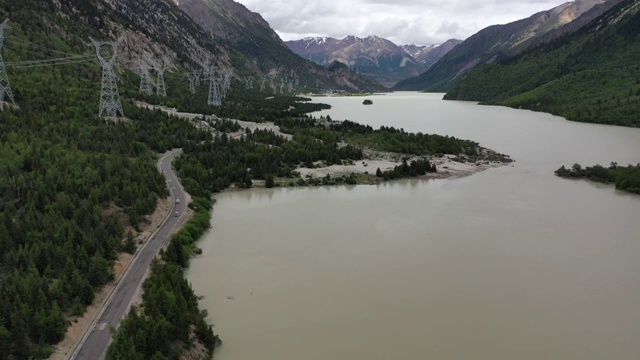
[555,162,640,194]
[106,194,220,359]
[184,92,640,360]
[295,150,509,184]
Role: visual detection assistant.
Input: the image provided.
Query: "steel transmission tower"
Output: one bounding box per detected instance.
[155,66,166,97]
[90,37,124,118]
[207,66,222,107]
[186,70,197,93]
[0,19,16,106]
[138,59,152,95]
[218,69,230,100]
[195,69,202,87]
[223,69,231,90]
[259,78,266,92]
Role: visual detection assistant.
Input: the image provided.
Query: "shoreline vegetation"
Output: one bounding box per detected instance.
[106,196,221,360]
[140,100,513,193]
[555,163,640,194]
[122,94,512,359]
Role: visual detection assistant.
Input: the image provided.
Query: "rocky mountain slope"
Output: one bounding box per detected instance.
[401,39,462,69]
[286,35,427,87]
[18,0,384,93]
[445,0,640,127]
[175,0,385,91]
[394,0,607,91]
[524,0,625,49]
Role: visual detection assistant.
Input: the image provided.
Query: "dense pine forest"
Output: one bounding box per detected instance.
[445,0,640,127]
[0,42,215,360]
[0,1,216,358]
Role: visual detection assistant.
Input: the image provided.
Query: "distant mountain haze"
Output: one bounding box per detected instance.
[286,36,460,87]
[394,0,609,91]
[172,0,386,91]
[401,40,463,69]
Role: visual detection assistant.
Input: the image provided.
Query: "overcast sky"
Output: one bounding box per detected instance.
[234,0,573,45]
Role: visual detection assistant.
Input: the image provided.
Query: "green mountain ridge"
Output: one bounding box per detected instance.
[393,0,609,92]
[444,0,640,127]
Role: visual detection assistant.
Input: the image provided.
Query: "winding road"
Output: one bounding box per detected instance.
[72,149,187,360]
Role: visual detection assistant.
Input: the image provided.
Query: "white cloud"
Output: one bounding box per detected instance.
[234,0,572,45]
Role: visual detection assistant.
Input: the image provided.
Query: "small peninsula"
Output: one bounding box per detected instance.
[141,95,512,193]
[555,163,640,194]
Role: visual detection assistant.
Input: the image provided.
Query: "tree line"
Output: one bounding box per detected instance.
[555,163,640,194]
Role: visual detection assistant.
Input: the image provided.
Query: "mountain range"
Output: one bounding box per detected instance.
[401,40,463,68]
[286,36,460,87]
[176,0,386,91]
[394,0,615,91]
[42,0,384,94]
[444,0,640,127]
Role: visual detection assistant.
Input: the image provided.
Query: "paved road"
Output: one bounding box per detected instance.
[72,149,187,360]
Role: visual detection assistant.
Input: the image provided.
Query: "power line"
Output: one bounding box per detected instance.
[5,54,94,67]
[5,58,94,69]
[5,36,82,57]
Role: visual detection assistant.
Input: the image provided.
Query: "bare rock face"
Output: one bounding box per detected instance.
[51,0,230,73]
[175,0,284,45]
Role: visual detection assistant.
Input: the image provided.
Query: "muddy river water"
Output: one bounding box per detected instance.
[186,92,640,360]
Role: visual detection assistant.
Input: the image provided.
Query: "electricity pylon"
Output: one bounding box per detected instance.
[195,69,202,87]
[0,19,16,106]
[90,37,124,118]
[138,58,152,95]
[186,70,197,93]
[155,65,166,97]
[207,66,222,107]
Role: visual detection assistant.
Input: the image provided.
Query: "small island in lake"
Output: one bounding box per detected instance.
[363,99,373,105]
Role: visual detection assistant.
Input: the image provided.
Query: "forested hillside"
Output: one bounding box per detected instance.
[393,0,606,92]
[0,1,217,358]
[445,0,640,127]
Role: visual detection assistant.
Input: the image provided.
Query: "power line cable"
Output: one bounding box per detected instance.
[6,57,95,69]
[5,36,83,57]
[5,54,93,66]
